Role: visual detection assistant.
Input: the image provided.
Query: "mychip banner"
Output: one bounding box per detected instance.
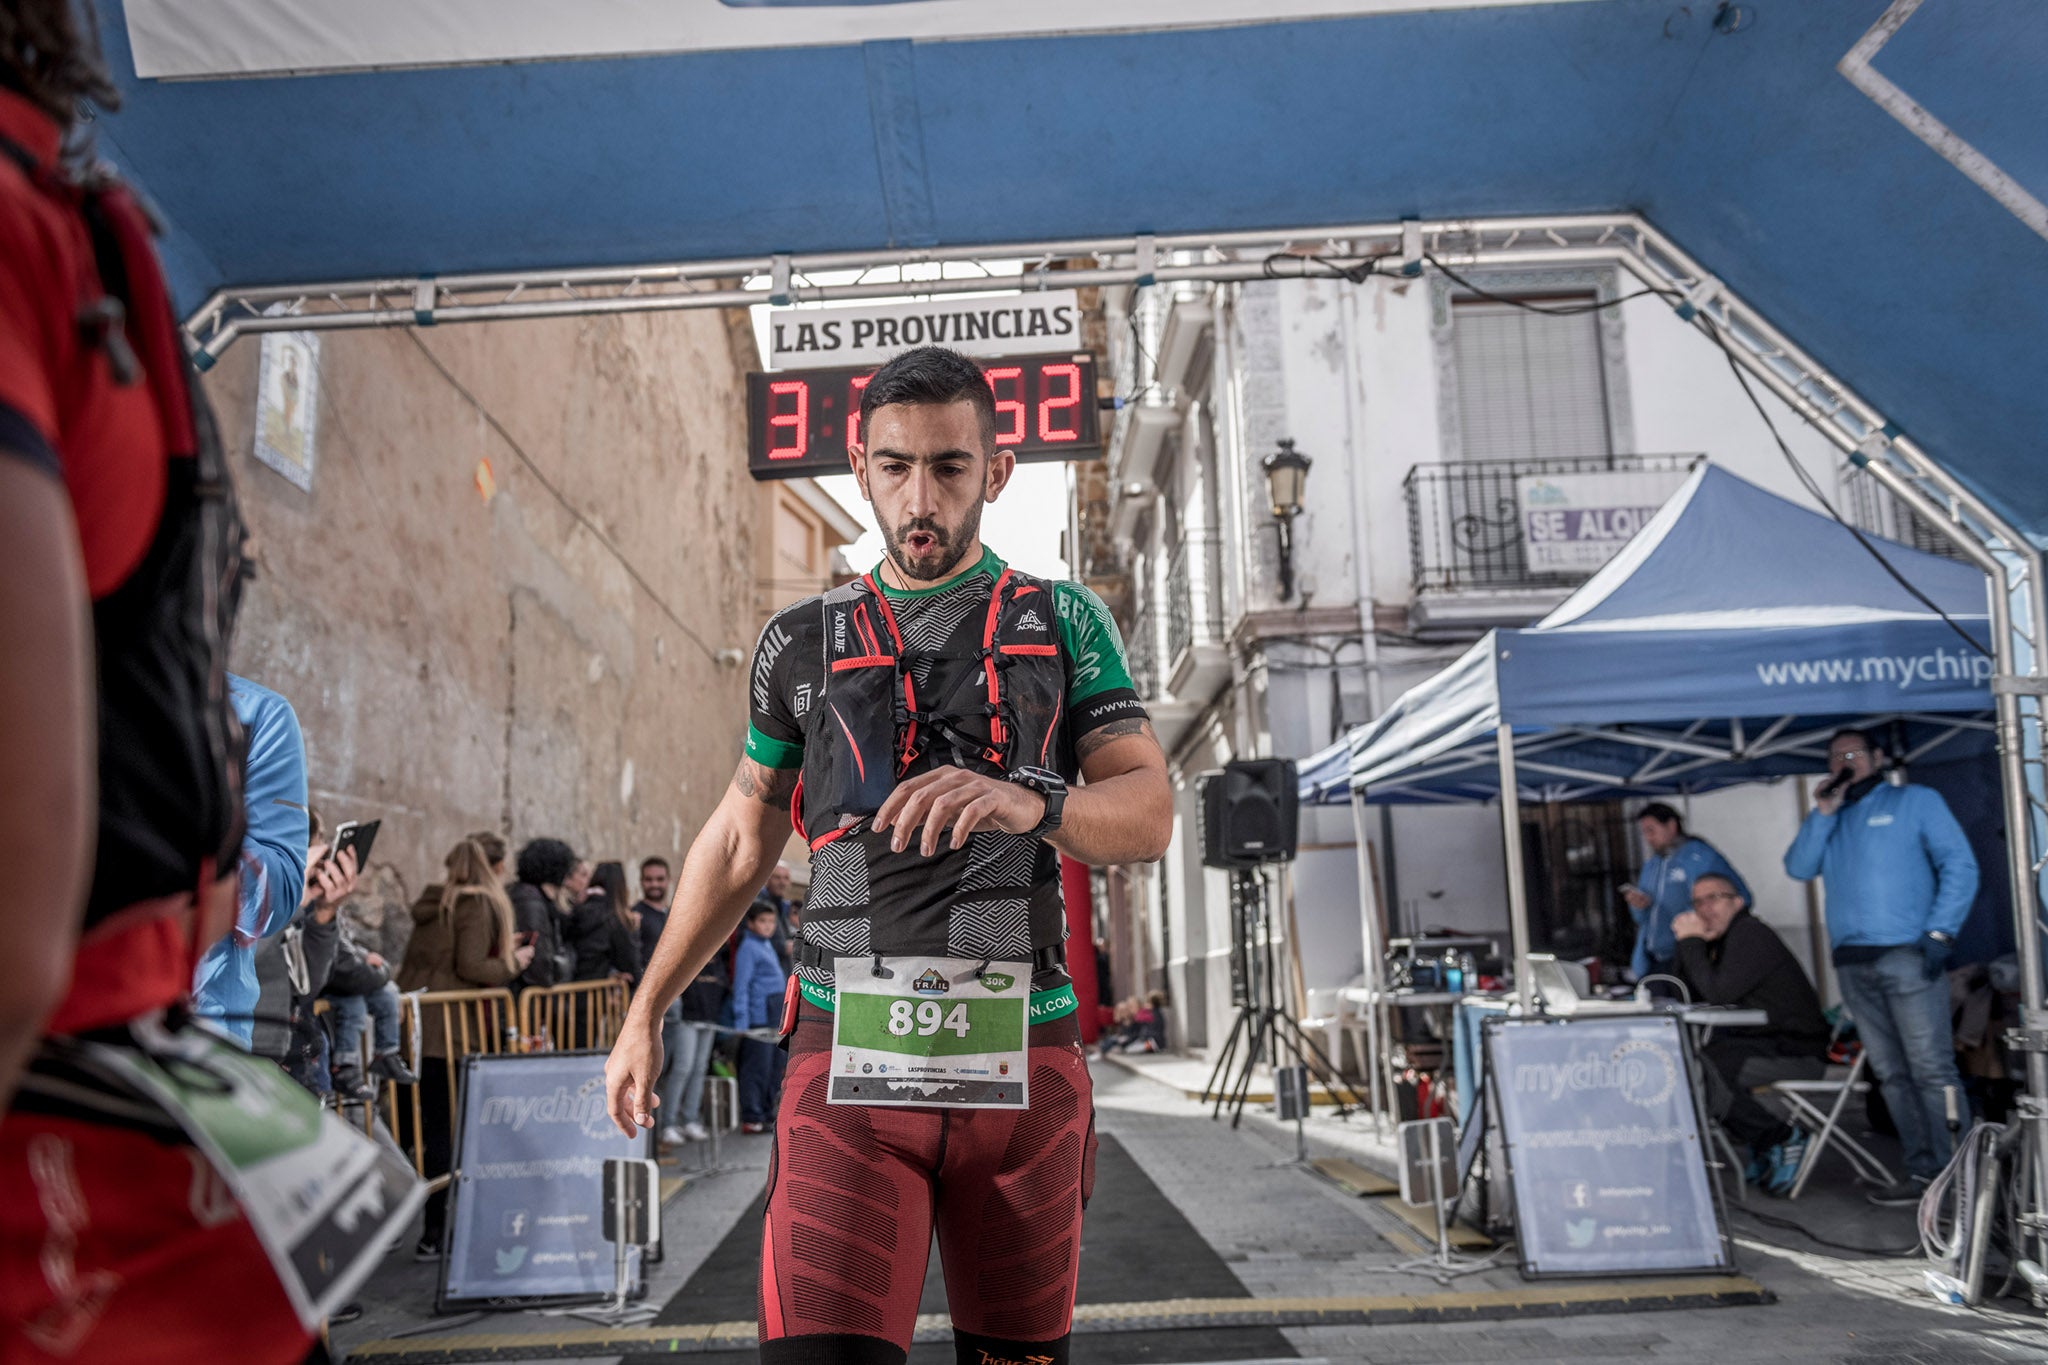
[441,1052,654,1308]
[1484,1015,1730,1277]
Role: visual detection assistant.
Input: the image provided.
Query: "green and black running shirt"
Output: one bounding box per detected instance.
[745,548,1146,997]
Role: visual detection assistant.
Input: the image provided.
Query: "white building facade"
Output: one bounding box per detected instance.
[1079,257,1944,1054]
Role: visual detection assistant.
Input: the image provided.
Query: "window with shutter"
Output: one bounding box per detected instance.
[1451,297,1612,462]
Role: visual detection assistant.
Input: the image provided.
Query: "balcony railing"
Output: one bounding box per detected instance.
[1128,602,1162,701]
[1405,454,1702,595]
[1165,529,1225,666]
[1838,464,1969,561]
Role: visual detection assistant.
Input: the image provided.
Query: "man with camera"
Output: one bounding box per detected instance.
[1784,727,1977,1204]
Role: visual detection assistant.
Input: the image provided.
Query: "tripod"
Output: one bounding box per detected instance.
[1203,867,1368,1128]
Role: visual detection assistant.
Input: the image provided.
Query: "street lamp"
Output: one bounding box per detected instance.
[1261,437,1313,601]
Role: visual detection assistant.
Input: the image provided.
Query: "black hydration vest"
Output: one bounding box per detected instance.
[0,136,249,934]
[791,565,1069,982]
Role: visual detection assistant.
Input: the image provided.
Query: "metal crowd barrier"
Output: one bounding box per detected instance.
[381,987,518,1176]
[336,980,632,1176]
[517,977,631,1053]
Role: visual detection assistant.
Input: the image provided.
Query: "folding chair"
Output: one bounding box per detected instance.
[1707,1122,1749,1205]
[1768,1048,1897,1200]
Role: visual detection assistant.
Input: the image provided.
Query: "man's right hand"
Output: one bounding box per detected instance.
[1622,888,1652,911]
[604,1012,666,1139]
[1815,787,1846,817]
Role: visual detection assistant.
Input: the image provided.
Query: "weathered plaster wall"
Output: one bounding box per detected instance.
[207,309,762,954]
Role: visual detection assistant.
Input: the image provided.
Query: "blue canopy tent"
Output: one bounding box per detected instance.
[1309,462,1992,1007]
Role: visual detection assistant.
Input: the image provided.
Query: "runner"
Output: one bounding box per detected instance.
[608,345,1172,1364]
[0,7,311,1359]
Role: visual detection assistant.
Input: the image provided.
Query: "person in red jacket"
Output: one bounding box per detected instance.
[0,5,311,1360]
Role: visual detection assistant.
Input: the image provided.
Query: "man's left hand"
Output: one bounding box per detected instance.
[1670,911,1707,941]
[872,768,1046,856]
[1920,933,1953,980]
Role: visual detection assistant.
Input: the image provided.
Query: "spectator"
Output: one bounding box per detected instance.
[396,837,535,1257]
[1136,989,1170,1052]
[732,902,789,1133]
[753,861,798,969]
[572,860,642,982]
[323,907,417,1100]
[632,856,671,949]
[192,675,310,1046]
[636,856,724,1144]
[508,837,577,991]
[278,806,358,1097]
[1785,728,1978,1205]
[469,830,509,879]
[564,857,594,905]
[1671,873,1830,1194]
[1625,802,1748,983]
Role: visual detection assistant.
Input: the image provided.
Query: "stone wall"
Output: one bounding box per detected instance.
[206,309,764,958]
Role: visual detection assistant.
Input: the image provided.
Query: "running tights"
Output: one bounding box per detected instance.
[758,1006,1096,1365]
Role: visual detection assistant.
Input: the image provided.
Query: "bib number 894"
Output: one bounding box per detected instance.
[888,999,971,1039]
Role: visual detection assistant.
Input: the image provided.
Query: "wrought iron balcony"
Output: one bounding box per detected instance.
[1165,530,1224,665]
[1405,454,1703,594]
[1403,454,1702,637]
[1127,601,1162,702]
[1837,463,1969,561]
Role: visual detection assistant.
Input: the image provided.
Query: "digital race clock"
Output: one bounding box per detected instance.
[746,352,1102,482]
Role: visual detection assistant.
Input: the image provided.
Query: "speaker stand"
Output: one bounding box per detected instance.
[1204,869,1369,1129]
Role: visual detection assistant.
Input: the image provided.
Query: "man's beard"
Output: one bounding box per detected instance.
[882,503,981,583]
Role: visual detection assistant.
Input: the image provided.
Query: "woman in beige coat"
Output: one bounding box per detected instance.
[395,837,533,1257]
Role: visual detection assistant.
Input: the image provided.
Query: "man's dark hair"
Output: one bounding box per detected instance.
[639,854,670,873]
[1831,727,1882,755]
[2,0,119,124]
[1637,801,1684,831]
[857,346,997,453]
[747,901,780,922]
[515,837,578,889]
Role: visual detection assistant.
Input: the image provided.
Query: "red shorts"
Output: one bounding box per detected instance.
[0,1107,309,1363]
[759,1005,1096,1362]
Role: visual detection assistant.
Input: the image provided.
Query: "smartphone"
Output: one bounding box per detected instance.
[331,818,381,869]
[1618,883,1640,896]
[517,930,539,948]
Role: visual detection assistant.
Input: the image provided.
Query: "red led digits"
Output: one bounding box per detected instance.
[846,373,872,451]
[767,379,809,460]
[984,366,1024,445]
[1037,362,1081,442]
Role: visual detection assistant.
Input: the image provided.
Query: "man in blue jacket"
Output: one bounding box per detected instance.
[1626,803,1748,983]
[192,675,309,1047]
[731,901,790,1133]
[1784,728,1978,1204]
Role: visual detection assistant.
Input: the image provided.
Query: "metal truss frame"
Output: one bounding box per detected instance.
[182,212,2048,1275]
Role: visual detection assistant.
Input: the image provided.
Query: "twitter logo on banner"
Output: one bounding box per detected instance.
[495,1245,529,1276]
[1565,1218,1597,1249]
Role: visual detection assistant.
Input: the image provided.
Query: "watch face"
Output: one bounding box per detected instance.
[1011,766,1063,791]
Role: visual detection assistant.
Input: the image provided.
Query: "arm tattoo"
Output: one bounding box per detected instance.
[1076,717,1153,760]
[734,760,797,806]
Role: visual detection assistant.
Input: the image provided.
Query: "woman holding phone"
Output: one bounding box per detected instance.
[396,837,535,1258]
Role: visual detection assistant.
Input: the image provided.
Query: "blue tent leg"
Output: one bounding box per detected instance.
[1496,723,1535,1016]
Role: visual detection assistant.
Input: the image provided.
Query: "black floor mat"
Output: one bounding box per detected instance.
[622,1133,1294,1363]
